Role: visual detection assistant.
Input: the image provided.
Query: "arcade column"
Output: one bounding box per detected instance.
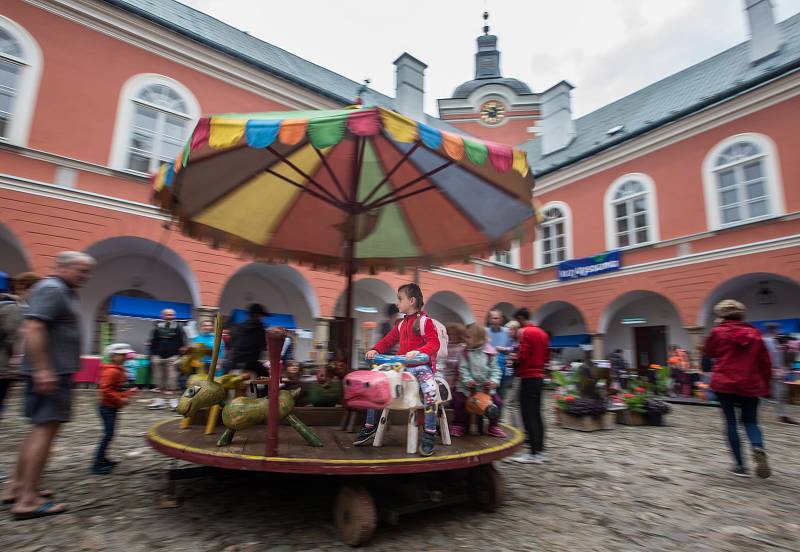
[684,326,706,365]
[590,333,605,360]
[194,305,219,324]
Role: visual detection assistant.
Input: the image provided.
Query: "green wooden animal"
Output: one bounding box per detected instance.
[217,389,323,447]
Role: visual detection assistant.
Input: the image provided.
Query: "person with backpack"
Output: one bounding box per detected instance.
[354,283,442,456]
[0,273,41,417]
[451,324,505,438]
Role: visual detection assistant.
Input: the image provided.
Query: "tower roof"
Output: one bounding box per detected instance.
[451,12,533,98]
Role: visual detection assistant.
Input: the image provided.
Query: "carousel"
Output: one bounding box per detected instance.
[146,103,535,545]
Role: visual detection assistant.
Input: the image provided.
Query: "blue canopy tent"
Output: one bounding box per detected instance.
[109,295,193,319]
[229,309,296,329]
[750,318,800,335]
[548,334,591,348]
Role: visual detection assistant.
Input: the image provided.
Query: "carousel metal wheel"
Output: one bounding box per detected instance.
[334,485,377,546]
[470,464,506,512]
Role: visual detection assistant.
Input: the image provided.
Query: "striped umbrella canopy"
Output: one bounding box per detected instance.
[152,106,535,272]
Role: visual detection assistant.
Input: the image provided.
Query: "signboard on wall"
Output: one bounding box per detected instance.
[558,251,622,281]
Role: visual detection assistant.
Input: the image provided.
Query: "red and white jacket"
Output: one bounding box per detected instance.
[372,311,440,368]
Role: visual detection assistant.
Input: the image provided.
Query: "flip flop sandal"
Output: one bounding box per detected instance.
[3,490,55,505]
[12,501,67,520]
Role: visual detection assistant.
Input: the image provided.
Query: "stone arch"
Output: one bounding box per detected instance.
[0,222,31,276]
[534,301,588,333]
[599,290,687,370]
[426,291,475,325]
[489,302,517,324]
[698,272,800,328]
[81,236,199,353]
[219,263,320,361]
[334,278,397,367]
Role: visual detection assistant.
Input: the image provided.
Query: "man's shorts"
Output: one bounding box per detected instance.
[23,374,73,424]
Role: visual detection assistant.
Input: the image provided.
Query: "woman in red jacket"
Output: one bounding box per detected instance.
[705,300,772,478]
[353,283,441,456]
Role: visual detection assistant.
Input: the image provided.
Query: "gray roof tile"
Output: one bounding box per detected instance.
[524,13,800,177]
[103,0,470,136]
[103,0,395,108]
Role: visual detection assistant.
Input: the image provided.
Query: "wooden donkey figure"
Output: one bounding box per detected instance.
[176,314,226,426]
[176,317,322,448]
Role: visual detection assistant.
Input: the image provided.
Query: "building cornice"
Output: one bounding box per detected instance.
[427,232,800,291]
[25,0,342,111]
[0,140,146,182]
[0,172,166,220]
[3,172,798,295]
[533,70,800,195]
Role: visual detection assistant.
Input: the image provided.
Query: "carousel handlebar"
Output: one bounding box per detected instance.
[370,353,431,367]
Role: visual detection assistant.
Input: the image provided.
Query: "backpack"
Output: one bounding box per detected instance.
[399,314,449,371]
[0,299,20,352]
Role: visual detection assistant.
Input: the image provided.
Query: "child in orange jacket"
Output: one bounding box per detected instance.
[92,344,138,475]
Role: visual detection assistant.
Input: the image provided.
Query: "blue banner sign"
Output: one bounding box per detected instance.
[558,251,621,281]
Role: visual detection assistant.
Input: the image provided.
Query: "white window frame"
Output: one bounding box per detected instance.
[487,240,521,268]
[108,73,200,174]
[701,133,784,230]
[603,173,660,250]
[534,200,573,268]
[0,16,42,147]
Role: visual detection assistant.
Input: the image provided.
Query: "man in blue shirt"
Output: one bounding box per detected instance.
[485,309,512,398]
[192,319,225,377]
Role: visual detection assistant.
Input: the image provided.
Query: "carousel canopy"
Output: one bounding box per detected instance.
[152,106,535,270]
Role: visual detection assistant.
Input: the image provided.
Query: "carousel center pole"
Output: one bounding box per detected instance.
[265,327,286,457]
[343,236,356,371]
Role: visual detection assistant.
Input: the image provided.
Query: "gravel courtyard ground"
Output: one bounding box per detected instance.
[1,387,799,552]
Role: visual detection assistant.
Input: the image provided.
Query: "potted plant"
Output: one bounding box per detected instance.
[620,386,648,425]
[620,385,671,426]
[644,398,671,426]
[556,395,612,431]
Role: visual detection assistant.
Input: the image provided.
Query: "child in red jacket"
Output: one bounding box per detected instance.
[354,283,441,456]
[92,344,138,475]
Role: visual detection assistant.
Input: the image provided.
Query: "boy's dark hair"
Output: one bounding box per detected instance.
[386,303,400,317]
[514,307,531,321]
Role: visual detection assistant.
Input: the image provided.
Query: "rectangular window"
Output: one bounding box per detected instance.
[722,205,741,224]
[0,60,19,139]
[128,103,189,173]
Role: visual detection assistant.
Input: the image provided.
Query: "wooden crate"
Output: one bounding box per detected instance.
[561,412,616,432]
[617,410,647,426]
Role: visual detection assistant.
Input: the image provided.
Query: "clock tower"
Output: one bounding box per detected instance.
[437,12,540,147]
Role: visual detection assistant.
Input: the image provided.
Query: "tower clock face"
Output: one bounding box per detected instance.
[480,100,506,125]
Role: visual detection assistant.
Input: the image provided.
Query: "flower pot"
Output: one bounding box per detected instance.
[600,411,616,430]
[618,411,647,426]
[561,413,604,432]
[646,411,665,426]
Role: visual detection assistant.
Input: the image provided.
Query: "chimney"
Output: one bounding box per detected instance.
[393,53,427,121]
[745,0,781,63]
[540,80,575,155]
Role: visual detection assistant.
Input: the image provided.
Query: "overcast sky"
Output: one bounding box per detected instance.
[180,0,800,118]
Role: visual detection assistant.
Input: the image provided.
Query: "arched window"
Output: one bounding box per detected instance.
[536,201,572,267]
[0,16,42,146]
[604,173,659,249]
[702,134,784,229]
[109,74,200,173]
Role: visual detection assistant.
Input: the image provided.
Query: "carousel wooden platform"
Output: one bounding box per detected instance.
[147,407,524,475]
